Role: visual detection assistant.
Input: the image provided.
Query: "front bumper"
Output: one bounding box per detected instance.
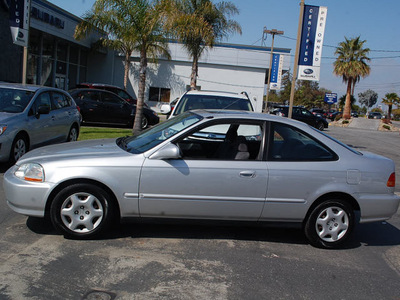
[3,165,55,217]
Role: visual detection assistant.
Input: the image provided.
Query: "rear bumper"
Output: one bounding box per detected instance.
[359,193,400,223]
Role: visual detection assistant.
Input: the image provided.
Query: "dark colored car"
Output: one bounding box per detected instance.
[69,89,159,129]
[327,111,342,121]
[310,108,326,118]
[368,112,383,119]
[351,111,359,118]
[76,83,149,107]
[271,106,328,131]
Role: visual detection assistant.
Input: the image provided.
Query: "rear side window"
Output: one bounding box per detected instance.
[52,92,72,109]
[174,95,253,115]
[269,122,337,161]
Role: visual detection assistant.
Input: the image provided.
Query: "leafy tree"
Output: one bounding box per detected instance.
[166,0,241,89]
[75,0,170,134]
[358,89,378,110]
[382,92,400,120]
[333,36,371,119]
[339,94,356,111]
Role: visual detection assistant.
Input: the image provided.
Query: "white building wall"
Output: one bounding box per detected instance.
[88,42,291,113]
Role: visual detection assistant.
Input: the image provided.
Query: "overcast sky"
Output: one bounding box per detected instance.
[48,0,400,108]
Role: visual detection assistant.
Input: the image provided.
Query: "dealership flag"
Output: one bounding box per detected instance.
[9,0,30,47]
[270,53,284,90]
[298,5,327,81]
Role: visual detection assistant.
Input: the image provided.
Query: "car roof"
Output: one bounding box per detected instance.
[184,90,249,99]
[0,82,47,92]
[77,82,122,89]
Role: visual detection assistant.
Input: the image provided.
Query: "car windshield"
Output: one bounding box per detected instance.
[0,88,34,113]
[117,112,203,154]
[174,94,253,115]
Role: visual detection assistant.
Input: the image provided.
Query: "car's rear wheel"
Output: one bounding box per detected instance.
[141,115,148,129]
[68,125,79,142]
[10,134,28,164]
[304,199,354,249]
[50,183,115,239]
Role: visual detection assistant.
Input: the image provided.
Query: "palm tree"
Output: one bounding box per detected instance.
[165,0,241,89]
[75,0,170,134]
[382,92,400,121]
[333,36,371,119]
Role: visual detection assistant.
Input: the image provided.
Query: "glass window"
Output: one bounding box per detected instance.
[176,121,263,160]
[52,92,71,109]
[70,46,79,64]
[57,42,68,62]
[269,123,336,161]
[149,87,170,103]
[102,92,124,104]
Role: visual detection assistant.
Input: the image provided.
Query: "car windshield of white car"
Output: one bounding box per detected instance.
[0,88,34,113]
[118,112,202,154]
[174,95,253,115]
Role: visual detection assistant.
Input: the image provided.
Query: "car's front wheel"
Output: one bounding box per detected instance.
[316,121,325,131]
[141,115,148,129]
[10,134,28,164]
[304,199,354,249]
[50,183,115,239]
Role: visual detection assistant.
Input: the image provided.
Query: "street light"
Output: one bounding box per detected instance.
[263,28,284,113]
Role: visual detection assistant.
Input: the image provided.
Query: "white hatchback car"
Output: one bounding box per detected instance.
[160,90,254,117]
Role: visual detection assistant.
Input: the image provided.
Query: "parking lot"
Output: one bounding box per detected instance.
[0,124,399,299]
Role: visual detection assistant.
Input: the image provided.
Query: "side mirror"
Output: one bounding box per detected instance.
[149,143,181,160]
[160,104,171,114]
[37,105,50,116]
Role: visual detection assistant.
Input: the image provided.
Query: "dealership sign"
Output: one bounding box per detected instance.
[270,53,284,90]
[9,0,30,47]
[298,5,327,81]
[324,93,337,104]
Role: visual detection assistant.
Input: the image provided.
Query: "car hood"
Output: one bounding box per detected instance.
[17,138,130,164]
[0,111,21,122]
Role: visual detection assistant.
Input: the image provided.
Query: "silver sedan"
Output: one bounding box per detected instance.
[3,110,400,248]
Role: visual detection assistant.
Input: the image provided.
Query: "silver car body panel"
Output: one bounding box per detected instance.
[3,111,400,225]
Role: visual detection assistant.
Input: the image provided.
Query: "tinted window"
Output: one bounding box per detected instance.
[174,94,253,115]
[102,92,125,104]
[269,123,336,161]
[52,92,71,109]
[0,88,34,113]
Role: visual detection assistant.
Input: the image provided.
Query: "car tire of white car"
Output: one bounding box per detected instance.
[50,183,115,239]
[304,199,355,249]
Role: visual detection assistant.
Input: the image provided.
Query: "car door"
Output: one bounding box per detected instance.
[26,91,56,146]
[139,120,268,220]
[75,90,103,123]
[100,92,133,125]
[49,91,73,141]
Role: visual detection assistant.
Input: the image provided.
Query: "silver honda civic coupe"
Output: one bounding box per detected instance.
[3,110,400,248]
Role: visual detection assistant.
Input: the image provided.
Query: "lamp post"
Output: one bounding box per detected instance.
[263,28,284,113]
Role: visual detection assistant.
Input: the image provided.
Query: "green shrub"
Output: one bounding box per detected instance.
[383,124,391,130]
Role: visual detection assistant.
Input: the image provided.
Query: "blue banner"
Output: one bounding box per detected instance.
[270,53,284,90]
[298,5,327,81]
[324,93,337,104]
[9,0,30,47]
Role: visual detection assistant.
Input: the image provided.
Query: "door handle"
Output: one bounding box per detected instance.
[239,171,256,178]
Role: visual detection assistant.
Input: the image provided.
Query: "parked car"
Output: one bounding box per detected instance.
[271,106,328,131]
[351,111,359,118]
[4,110,399,249]
[327,110,342,121]
[76,83,149,107]
[160,90,254,118]
[368,112,383,119]
[69,88,159,129]
[310,108,326,118]
[0,83,80,164]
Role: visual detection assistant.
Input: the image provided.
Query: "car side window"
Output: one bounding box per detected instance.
[52,92,71,109]
[269,122,336,161]
[29,92,52,116]
[80,91,100,102]
[102,93,125,104]
[176,121,263,160]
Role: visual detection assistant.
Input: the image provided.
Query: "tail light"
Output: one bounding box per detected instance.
[76,105,81,112]
[387,172,396,187]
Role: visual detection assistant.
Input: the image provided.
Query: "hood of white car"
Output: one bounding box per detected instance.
[18,138,129,164]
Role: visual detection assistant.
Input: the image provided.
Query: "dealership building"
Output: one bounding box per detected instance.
[0,0,291,112]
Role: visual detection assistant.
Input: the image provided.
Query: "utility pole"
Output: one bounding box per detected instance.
[263,28,284,113]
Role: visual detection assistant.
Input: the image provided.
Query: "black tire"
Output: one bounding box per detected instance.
[67,125,79,142]
[10,134,28,164]
[141,115,148,129]
[316,122,325,131]
[50,183,115,239]
[304,199,354,249]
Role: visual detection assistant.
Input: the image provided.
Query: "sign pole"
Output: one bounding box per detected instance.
[288,0,305,119]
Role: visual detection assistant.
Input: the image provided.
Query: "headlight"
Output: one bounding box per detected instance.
[15,163,44,182]
[0,125,7,135]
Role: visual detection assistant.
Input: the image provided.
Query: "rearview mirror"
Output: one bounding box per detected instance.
[160,104,171,114]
